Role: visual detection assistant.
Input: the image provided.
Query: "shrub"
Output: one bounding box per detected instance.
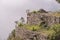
[49,24,60,40]
[39,24,60,40]
[32,27,36,31]
[32,11,37,13]
[25,25,40,31]
[18,23,23,27]
[7,29,15,40]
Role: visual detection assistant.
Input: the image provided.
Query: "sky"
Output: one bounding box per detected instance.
[0,0,60,40]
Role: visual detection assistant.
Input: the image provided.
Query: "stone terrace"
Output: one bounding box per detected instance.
[27,9,60,26]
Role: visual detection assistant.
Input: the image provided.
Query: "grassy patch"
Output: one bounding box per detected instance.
[24,24,41,31]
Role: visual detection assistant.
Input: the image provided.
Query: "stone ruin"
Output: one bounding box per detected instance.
[27,9,60,27]
[15,9,60,40]
[15,27,48,40]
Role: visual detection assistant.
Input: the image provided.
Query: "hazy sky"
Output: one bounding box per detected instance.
[0,0,60,40]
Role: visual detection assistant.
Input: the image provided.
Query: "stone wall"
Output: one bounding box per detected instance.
[27,12,60,26]
[15,27,48,40]
[15,10,60,40]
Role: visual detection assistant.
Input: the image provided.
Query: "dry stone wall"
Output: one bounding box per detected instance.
[15,11,60,40]
[15,27,48,40]
[27,12,60,26]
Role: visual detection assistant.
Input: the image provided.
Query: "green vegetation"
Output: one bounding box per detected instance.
[8,23,60,40]
[18,23,60,40]
[56,0,60,3]
[32,11,37,13]
[49,24,60,40]
[40,24,60,40]
[18,23,23,27]
[8,16,60,40]
[7,29,15,40]
[24,25,40,31]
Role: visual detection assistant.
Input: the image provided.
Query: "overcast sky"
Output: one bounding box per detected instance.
[0,0,60,40]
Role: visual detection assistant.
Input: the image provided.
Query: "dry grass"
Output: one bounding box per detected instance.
[52,12,60,17]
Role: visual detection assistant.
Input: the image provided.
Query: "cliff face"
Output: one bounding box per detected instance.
[15,27,48,40]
